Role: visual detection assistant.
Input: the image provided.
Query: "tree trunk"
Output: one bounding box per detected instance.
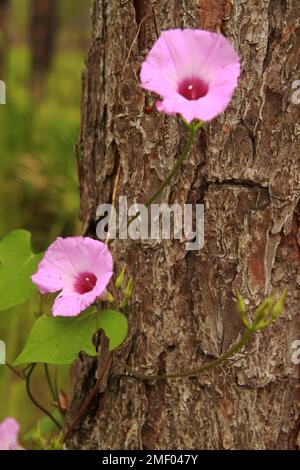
[0,0,9,78]
[29,0,59,99]
[66,0,300,450]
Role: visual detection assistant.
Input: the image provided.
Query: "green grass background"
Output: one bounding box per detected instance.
[0,0,90,443]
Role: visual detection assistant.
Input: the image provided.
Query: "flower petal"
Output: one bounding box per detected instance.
[32,237,82,294]
[182,29,240,80]
[0,418,23,450]
[51,288,98,317]
[73,237,113,281]
[141,40,178,96]
[32,237,113,296]
[141,28,240,122]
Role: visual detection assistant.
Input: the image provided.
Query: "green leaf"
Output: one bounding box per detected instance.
[0,230,43,311]
[98,309,128,351]
[14,309,128,365]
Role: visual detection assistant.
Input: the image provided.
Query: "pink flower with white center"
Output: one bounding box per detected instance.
[141,29,240,123]
[32,237,113,317]
[0,418,23,450]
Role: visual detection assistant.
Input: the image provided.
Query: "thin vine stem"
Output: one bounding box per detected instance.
[122,329,252,381]
[5,362,25,380]
[127,121,204,229]
[25,364,62,430]
[44,364,57,402]
[54,366,59,402]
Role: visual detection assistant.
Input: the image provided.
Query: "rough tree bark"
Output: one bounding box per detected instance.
[66,0,300,450]
[29,0,59,99]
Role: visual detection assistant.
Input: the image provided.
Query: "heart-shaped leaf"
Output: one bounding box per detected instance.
[14,309,128,365]
[0,230,43,311]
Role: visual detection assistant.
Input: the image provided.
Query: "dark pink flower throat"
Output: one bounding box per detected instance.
[178,77,208,101]
[74,272,97,294]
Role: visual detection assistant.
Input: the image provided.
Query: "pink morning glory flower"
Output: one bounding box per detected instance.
[0,418,23,450]
[140,29,240,123]
[32,237,113,317]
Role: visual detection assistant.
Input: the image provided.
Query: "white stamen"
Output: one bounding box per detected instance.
[188,85,193,90]
[85,277,90,282]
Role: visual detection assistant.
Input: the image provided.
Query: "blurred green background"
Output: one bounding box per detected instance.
[0,0,90,443]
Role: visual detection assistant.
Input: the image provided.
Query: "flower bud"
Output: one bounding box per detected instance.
[236,293,249,328]
[252,292,277,330]
[119,297,128,310]
[124,277,133,299]
[99,289,115,303]
[271,288,287,320]
[115,265,126,290]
